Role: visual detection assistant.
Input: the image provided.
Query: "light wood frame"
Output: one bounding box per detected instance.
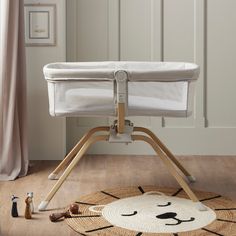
[39,123,206,211]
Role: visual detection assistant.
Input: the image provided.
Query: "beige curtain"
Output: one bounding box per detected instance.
[0,0,28,180]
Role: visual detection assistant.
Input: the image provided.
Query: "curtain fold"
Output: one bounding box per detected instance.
[0,0,28,180]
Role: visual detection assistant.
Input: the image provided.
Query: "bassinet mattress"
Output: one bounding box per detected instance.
[44,61,199,117]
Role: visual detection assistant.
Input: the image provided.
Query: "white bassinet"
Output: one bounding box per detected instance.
[39,61,207,212]
[43,61,199,118]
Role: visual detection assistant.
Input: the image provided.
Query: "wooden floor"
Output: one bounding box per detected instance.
[0,155,236,236]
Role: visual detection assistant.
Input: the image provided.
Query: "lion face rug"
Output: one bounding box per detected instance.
[65,186,236,235]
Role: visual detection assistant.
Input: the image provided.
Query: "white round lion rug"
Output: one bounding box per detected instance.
[65,186,236,235]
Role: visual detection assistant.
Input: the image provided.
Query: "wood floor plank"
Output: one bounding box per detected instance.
[0,155,235,236]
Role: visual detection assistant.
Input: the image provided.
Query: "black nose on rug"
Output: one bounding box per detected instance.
[156,212,195,226]
[156,212,177,219]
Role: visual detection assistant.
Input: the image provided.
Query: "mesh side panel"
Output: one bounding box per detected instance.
[127,81,189,116]
[128,81,187,101]
[47,80,195,117]
[53,81,114,116]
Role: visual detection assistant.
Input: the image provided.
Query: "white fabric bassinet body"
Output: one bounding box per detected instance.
[43,61,199,117]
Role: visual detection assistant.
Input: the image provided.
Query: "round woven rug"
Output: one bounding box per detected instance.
[65,186,236,235]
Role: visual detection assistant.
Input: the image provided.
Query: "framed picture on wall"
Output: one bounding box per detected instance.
[24,4,57,46]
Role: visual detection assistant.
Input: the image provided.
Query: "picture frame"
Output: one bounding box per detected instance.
[24,4,57,46]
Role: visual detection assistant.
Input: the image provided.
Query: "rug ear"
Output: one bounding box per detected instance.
[143,191,166,196]
[89,205,105,213]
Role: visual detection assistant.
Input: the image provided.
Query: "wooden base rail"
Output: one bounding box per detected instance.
[39,125,205,211]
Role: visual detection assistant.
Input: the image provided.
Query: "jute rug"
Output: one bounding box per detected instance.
[65,186,236,235]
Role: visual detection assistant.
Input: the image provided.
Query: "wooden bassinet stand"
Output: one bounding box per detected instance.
[38,62,207,211]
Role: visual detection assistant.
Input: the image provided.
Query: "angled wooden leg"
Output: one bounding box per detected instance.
[48,126,110,180]
[133,127,196,183]
[132,134,207,211]
[38,135,109,211]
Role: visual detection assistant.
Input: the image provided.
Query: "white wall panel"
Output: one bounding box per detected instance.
[66,0,236,155]
[75,0,109,61]
[207,0,236,127]
[164,0,194,62]
[25,0,66,160]
[120,0,162,61]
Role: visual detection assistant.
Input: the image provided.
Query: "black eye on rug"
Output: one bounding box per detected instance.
[121,211,138,216]
[157,202,171,207]
[156,212,195,226]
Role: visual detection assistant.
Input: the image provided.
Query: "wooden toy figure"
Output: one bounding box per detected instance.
[69,203,79,214]
[49,203,79,222]
[25,196,32,219]
[11,195,19,217]
[49,210,71,222]
[27,192,34,213]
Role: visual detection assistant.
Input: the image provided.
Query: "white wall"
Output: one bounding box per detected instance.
[25,0,66,160]
[66,0,236,156]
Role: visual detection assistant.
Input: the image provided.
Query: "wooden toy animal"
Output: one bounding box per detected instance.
[11,195,19,217]
[49,210,71,222]
[27,192,34,213]
[69,203,79,214]
[25,196,32,219]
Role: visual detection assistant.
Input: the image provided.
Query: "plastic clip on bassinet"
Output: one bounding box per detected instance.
[38,61,207,212]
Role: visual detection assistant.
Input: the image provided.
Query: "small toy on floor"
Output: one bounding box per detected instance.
[27,192,34,213]
[11,195,19,217]
[49,203,80,222]
[69,203,79,214]
[49,210,71,222]
[25,196,32,219]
